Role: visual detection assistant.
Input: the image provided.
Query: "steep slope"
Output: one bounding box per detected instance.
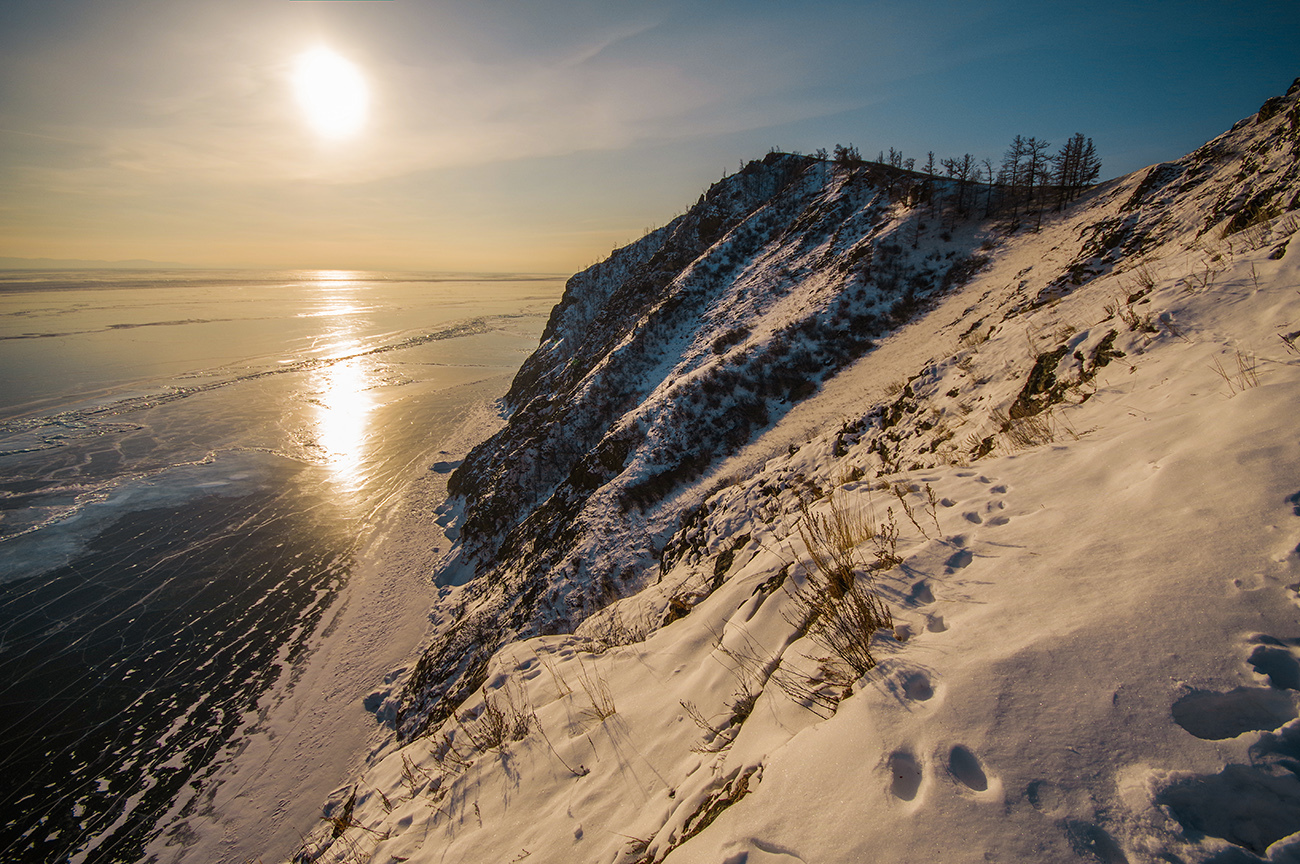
[400,154,995,738]
[302,78,1300,863]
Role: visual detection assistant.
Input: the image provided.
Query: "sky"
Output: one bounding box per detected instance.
[0,0,1297,273]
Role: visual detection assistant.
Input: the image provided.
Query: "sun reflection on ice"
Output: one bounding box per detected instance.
[312,270,363,283]
[306,271,374,500]
[314,351,373,497]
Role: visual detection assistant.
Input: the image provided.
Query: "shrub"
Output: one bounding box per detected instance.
[1220,199,1282,239]
[711,326,750,354]
[455,683,534,754]
[992,406,1055,450]
[1113,298,1157,333]
[786,492,895,684]
[1123,263,1159,302]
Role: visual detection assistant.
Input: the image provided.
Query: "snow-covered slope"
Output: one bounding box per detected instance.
[400,155,997,741]
[300,77,1300,863]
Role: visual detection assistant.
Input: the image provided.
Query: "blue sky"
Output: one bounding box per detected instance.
[1,0,1296,271]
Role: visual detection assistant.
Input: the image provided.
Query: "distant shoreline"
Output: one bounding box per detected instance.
[0,257,200,269]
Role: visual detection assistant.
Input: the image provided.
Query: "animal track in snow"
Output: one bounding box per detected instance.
[887,750,923,801]
[1171,686,1297,739]
[946,745,988,791]
[963,511,982,524]
[925,613,947,633]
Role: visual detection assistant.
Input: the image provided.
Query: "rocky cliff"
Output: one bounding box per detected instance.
[293,77,1300,864]
[393,79,1300,747]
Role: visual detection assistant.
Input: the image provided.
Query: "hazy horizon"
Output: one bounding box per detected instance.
[0,256,568,275]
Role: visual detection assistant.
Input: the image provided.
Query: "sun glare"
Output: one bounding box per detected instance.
[293,47,368,139]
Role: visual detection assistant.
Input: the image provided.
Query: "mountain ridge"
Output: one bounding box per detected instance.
[403,150,996,738]
[297,77,1300,864]
[400,79,1300,741]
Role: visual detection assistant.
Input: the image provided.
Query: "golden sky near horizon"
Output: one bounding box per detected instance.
[1,0,1297,272]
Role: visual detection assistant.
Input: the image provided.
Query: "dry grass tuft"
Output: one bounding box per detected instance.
[576,659,617,722]
[991,406,1055,450]
[1210,349,1260,395]
[781,492,896,702]
[455,682,534,754]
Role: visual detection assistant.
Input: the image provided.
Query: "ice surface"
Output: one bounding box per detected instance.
[0,271,562,863]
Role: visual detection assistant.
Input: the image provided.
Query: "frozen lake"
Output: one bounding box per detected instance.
[0,269,563,863]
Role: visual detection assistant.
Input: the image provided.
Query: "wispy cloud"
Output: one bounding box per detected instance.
[3,0,908,191]
[4,0,1296,268]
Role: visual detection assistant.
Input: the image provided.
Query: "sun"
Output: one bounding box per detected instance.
[292,47,368,139]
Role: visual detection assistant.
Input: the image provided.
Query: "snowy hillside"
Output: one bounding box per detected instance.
[300,77,1300,863]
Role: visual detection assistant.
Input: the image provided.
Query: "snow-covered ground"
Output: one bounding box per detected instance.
[295,83,1300,863]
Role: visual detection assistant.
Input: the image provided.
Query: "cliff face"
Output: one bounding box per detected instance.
[402,153,993,737]
[287,79,1300,864]
[395,79,1300,742]
[446,152,960,578]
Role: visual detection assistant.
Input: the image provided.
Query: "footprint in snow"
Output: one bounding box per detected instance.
[905,580,935,606]
[947,745,988,792]
[1159,635,1300,856]
[1171,686,1297,740]
[885,668,935,703]
[944,549,973,571]
[887,750,923,801]
[903,671,935,701]
[516,657,543,682]
[925,613,948,633]
[1157,762,1300,857]
[1249,636,1300,690]
[963,511,983,524]
[1281,491,1300,564]
[1232,572,1273,592]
